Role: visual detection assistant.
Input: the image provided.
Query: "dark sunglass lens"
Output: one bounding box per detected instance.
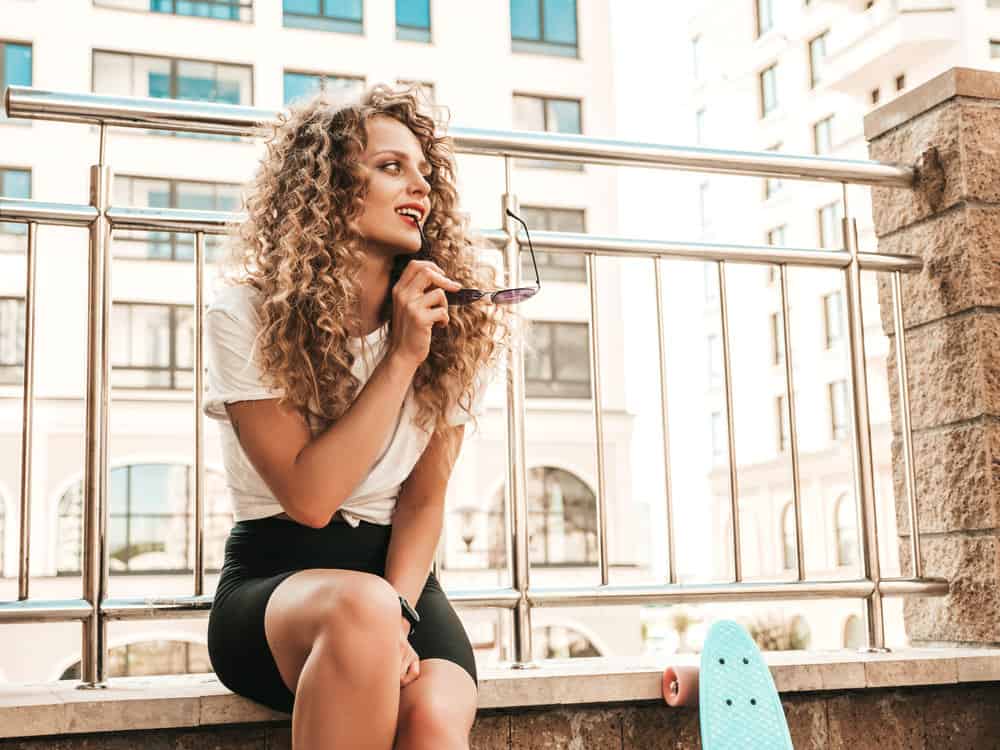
[493,287,538,305]
[446,289,485,305]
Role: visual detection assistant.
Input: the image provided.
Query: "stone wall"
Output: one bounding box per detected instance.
[2,683,999,749]
[865,67,1000,647]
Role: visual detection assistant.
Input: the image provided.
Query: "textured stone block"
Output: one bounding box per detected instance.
[620,702,699,750]
[825,690,927,750]
[869,100,962,237]
[884,313,1000,432]
[510,705,623,749]
[890,418,1000,536]
[921,684,1000,748]
[470,711,510,750]
[899,534,1000,644]
[782,695,829,750]
[876,204,1000,332]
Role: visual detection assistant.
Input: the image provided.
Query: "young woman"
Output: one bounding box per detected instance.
[203,85,517,749]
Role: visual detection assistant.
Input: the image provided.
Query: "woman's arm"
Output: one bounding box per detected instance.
[225,350,418,528]
[384,424,465,612]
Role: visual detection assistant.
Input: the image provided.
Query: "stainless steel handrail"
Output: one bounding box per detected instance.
[0,87,938,680]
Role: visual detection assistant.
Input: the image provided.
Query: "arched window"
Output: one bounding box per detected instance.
[487,467,597,568]
[533,625,602,659]
[834,493,857,567]
[781,502,796,571]
[843,614,865,649]
[60,639,210,679]
[789,615,811,649]
[57,463,230,575]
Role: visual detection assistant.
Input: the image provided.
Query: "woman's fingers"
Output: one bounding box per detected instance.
[394,260,460,301]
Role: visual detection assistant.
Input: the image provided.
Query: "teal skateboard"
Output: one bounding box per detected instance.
[662,620,793,749]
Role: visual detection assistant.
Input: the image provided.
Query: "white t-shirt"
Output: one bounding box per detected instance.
[203,283,489,526]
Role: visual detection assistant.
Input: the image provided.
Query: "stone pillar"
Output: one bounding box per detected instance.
[865,68,1000,646]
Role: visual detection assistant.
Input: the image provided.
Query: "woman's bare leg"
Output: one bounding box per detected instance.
[264,569,403,749]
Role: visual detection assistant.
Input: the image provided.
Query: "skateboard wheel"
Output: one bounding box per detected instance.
[662,665,699,707]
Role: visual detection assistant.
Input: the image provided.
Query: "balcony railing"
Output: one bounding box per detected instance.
[0,85,946,685]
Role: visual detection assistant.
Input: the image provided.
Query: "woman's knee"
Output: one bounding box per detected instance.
[318,572,400,637]
[398,694,469,747]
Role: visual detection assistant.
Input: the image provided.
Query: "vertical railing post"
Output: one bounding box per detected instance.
[653,260,677,584]
[586,254,609,586]
[80,125,113,686]
[502,158,534,668]
[717,261,742,581]
[193,232,206,596]
[17,221,39,600]
[840,184,887,651]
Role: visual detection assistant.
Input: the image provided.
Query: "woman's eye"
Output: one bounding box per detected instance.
[382,162,401,173]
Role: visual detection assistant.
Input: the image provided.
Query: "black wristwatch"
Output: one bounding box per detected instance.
[399,595,420,633]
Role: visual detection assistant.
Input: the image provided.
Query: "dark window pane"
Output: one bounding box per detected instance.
[4,43,32,87]
[510,0,541,40]
[396,0,430,28]
[543,0,576,44]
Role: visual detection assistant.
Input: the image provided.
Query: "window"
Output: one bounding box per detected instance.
[707,333,722,385]
[520,206,586,282]
[781,502,796,571]
[843,614,865,649]
[764,142,782,199]
[759,64,778,117]
[0,297,25,385]
[57,464,231,574]
[990,0,1000,8]
[808,31,828,88]
[770,311,784,365]
[0,42,32,122]
[828,379,849,440]
[396,0,431,41]
[817,200,843,249]
[766,225,786,283]
[699,181,711,230]
[895,73,906,91]
[397,80,435,105]
[534,625,601,659]
[487,467,597,567]
[513,94,583,169]
[823,291,844,348]
[95,0,252,21]
[870,87,880,105]
[510,0,578,57]
[834,493,856,566]
[283,0,363,33]
[813,115,833,155]
[991,40,1000,58]
[0,167,30,242]
[695,107,706,144]
[92,50,252,123]
[776,395,789,452]
[60,640,211,679]
[284,71,364,106]
[113,176,241,262]
[111,302,194,390]
[755,0,774,37]
[711,410,725,463]
[692,35,702,79]
[525,321,590,398]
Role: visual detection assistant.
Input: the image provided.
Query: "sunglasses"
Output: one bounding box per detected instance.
[419,210,541,306]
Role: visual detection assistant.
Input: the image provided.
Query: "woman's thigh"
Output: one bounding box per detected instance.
[264,567,402,694]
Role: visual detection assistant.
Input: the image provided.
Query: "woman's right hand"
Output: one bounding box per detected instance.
[388,259,461,368]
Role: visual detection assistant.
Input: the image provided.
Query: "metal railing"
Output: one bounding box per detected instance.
[0,86,946,685]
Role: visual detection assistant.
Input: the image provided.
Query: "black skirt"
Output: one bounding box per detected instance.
[208,514,477,714]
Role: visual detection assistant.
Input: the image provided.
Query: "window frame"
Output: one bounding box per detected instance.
[92,0,253,22]
[781,502,796,571]
[0,166,31,240]
[113,174,242,262]
[510,0,580,58]
[822,290,844,349]
[828,379,849,441]
[834,493,857,566]
[759,63,778,118]
[776,394,789,453]
[755,0,774,38]
[766,224,786,283]
[0,295,26,385]
[812,114,834,155]
[763,142,783,199]
[807,30,828,88]
[91,48,255,107]
[282,0,364,34]
[525,320,591,399]
[396,0,432,42]
[512,92,584,170]
[0,40,33,120]
[111,300,194,391]
[817,200,843,249]
[518,205,587,283]
[282,69,366,106]
[770,311,784,366]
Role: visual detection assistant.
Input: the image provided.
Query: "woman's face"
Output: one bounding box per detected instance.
[354,115,432,257]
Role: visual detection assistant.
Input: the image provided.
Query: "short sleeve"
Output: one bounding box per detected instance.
[203,302,281,422]
[446,362,496,427]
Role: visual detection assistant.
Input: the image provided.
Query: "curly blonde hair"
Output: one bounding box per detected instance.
[222,83,519,435]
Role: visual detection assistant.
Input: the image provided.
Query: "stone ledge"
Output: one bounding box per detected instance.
[1,649,999,739]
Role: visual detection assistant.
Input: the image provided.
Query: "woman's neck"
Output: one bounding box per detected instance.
[354,251,394,336]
